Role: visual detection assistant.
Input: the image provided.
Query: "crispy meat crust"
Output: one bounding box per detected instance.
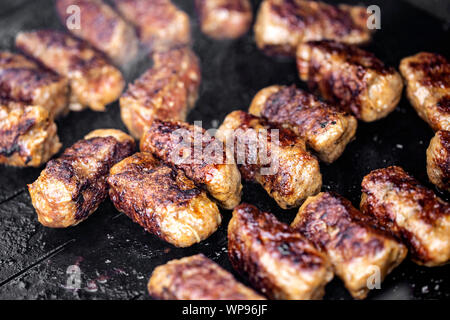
[108,153,221,247]
[228,203,333,299]
[152,47,201,110]
[360,166,450,266]
[148,254,265,299]
[399,52,450,131]
[140,120,242,210]
[297,40,403,122]
[249,85,357,163]
[120,47,201,139]
[28,129,135,228]
[427,130,450,191]
[0,51,69,118]
[113,0,190,52]
[0,101,61,167]
[254,0,372,57]
[217,111,322,209]
[16,30,124,112]
[56,0,138,66]
[292,192,407,299]
[195,0,253,39]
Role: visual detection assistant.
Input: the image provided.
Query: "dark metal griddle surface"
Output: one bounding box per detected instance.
[0,0,449,300]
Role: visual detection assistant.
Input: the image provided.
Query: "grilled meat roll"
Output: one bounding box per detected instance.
[0,101,61,167]
[292,192,407,299]
[108,153,221,247]
[297,40,403,122]
[16,30,125,112]
[28,129,135,228]
[361,166,450,267]
[254,0,372,57]
[0,51,69,118]
[217,111,321,209]
[113,0,190,53]
[228,203,333,299]
[56,0,138,66]
[120,47,200,139]
[140,120,242,210]
[249,85,357,163]
[148,254,265,299]
[399,52,450,131]
[152,47,201,110]
[427,130,450,192]
[195,0,253,39]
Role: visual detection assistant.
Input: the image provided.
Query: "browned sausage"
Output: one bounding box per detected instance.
[427,130,450,192]
[292,192,407,299]
[195,0,253,39]
[16,30,125,112]
[254,0,372,57]
[107,152,221,247]
[297,40,403,122]
[399,52,450,131]
[0,51,69,118]
[148,254,265,299]
[0,101,61,167]
[228,203,333,299]
[217,111,321,209]
[360,166,450,266]
[28,129,135,228]
[249,85,357,163]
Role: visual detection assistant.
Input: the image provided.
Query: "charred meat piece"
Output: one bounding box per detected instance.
[399,52,450,131]
[140,120,242,210]
[56,0,138,66]
[254,0,372,57]
[249,85,357,163]
[28,129,135,228]
[16,30,125,112]
[148,254,265,299]
[108,153,221,247]
[361,166,450,267]
[217,111,321,209]
[427,130,450,192]
[195,0,253,39]
[0,101,61,167]
[297,40,403,122]
[292,192,407,299]
[0,51,69,118]
[152,47,201,110]
[228,203,333,299]
[120,47,201,139]
[113,0,190,53]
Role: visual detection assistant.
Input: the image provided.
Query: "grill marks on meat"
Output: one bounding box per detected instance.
[107,153,221,247]
[0,52,69,118]
[228,203,333,299]
[148,254,265,299]
[56,0,138,66]
[113,0,191,53]
[249,85,357,163]
[400,52,450,131]
[427,130,450,192]
[140,120,242,210]
[120,47,201,139]
[15,30,125,112]
[28,129,135,228]
[297,40,403,122]
[217,110,321,209]
[292,192,407,299]
[360,166,450,266]
[195,0,253,39]
[0,101,61,167]
[254,0,372,57]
